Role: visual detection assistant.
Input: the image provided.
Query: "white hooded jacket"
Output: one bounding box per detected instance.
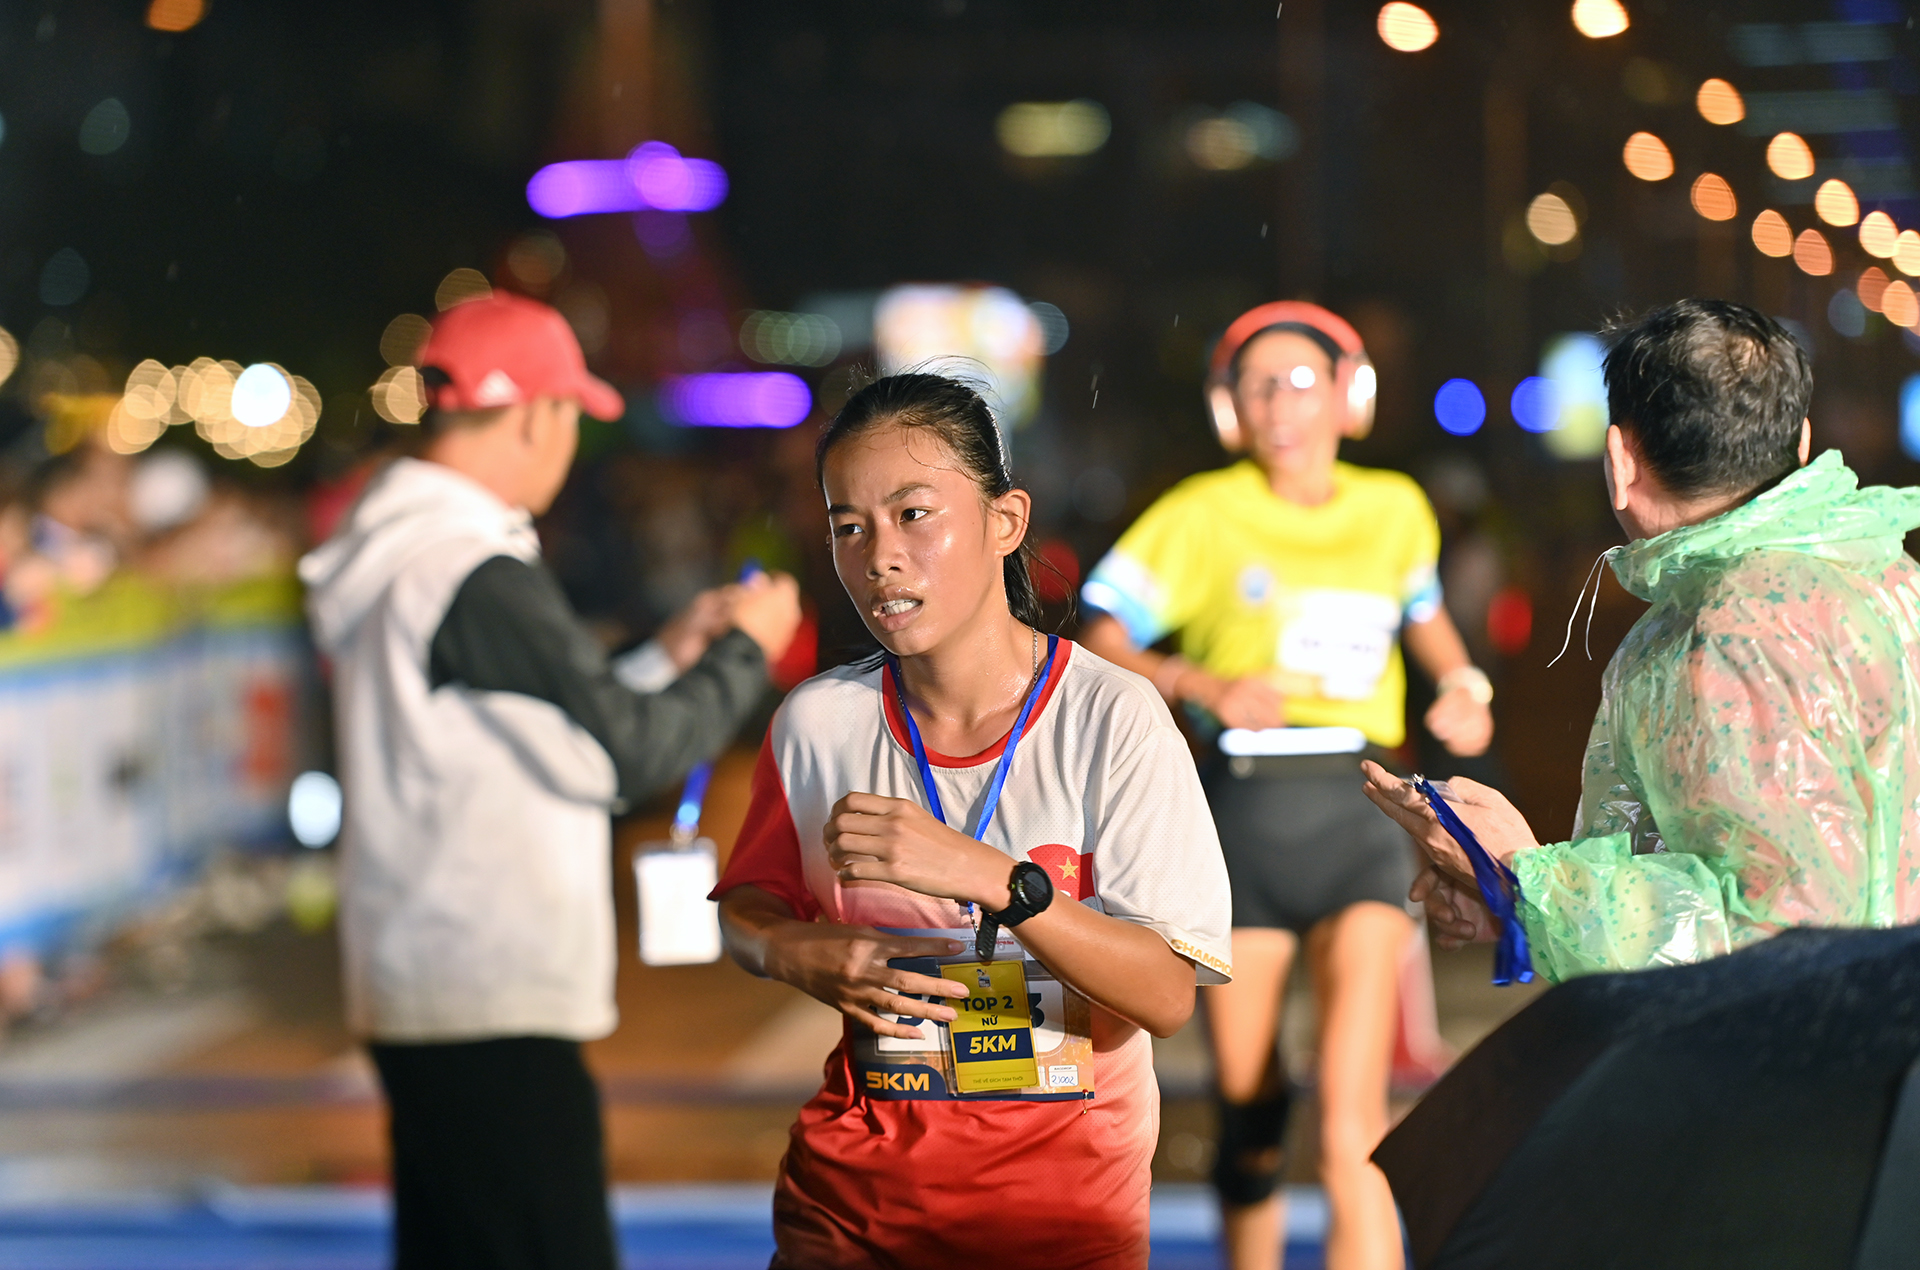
[300,458,766,1041]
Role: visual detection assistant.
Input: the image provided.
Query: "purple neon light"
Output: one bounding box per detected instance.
[527,142,728,219]
[660,373,811,428]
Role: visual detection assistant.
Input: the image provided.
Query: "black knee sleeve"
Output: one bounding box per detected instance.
[1211,1086,1292,1206]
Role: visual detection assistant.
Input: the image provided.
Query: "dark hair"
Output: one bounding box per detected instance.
[1227,321,1344,383]
[815,372,1051,628]
[1600,299,1812,500]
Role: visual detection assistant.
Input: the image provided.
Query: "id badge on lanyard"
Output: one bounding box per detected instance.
[850,926,1097,1102]
[850,636,1095,1102]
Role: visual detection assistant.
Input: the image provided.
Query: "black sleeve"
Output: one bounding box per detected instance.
[428,554,769,810]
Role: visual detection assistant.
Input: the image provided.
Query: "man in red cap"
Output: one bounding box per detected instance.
[301,292,800,1269]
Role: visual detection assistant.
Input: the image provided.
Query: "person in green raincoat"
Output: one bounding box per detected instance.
[1364,299,1920,983]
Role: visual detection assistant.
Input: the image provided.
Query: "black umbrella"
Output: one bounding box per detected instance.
[1374,925,1920,1270]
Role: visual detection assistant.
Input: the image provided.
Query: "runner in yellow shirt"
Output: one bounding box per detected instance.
[1081,302,1493,1270]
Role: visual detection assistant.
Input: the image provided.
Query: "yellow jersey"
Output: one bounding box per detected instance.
[1081,460,1441,748]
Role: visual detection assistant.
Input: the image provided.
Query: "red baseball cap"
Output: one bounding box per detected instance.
[417,292,625,421]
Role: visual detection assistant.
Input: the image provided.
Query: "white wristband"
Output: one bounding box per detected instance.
[1435,666,1493,705]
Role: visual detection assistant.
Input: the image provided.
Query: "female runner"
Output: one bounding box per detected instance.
[1080,303,1494,1270]
[714,372,1233,1269]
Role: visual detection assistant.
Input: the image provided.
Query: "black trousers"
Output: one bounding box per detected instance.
[369,1036,618,1270]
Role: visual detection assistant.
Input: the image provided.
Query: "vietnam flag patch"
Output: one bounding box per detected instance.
[1027,843,1094,901]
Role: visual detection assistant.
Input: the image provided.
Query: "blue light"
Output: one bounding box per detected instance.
[1434,379,1486,436]
[1901,374,1920,461]
[1511,376,1559,433]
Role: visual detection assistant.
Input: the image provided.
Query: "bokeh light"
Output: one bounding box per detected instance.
[504,233,567,291]
[1696,78,1745,126]
[1814,179,1859,227]
[1829,289,1867,339]
[1751,210,1793,257]
[1793,228,1833,276]
[995,101,1111,158]
[1511,376,1558,433]
[0,327,17,389]
[1029,302,1070,354]
[659,373,811,428]
[1903,375,1920,461]
[1897,230,1920,277]
[288,772,343,849]
[739,311,842,367]
[1860,211,1898,258]
[372,366,426,424]
[1525,192,1579,246]
[526,143,728,218]
[874,284,1048,427]
[232,364,294,428]
[145,0,205,30]
[1766,132,1815,181]
[1690,173,1737,221]
[380,314,432,367]
[78,99,130,156]
[121,359,177,423]
[1884,281,1919,329]
[1377,3,1438,52]
[1433,379,1486,436]
[628,142,729,212]
[1182,103,1297,172]
[434,268,492,311]
[1571,0,1629,39]
[1859,267,1891,312]
[1621,132,1673,181]
[39,248,89,306]
[1540,333,1610,460]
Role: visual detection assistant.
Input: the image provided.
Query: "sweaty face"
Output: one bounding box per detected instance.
[823,424,1009,658]
[1231,330,1343,482]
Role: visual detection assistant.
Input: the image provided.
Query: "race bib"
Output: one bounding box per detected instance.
[1278,589,1401,701]
[944,960,1038,1093]
[852,927,1095,1101]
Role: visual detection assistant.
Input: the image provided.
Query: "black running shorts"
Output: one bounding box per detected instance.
[1201,751,1417,934]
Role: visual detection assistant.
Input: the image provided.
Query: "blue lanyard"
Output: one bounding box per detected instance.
[1411,774,1534,985]
[887,635,1058,911]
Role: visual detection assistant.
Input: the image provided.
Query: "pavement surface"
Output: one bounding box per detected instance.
[0,746,1548,1264]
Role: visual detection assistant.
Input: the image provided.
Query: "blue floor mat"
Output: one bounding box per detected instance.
[0,1183,1329,1269]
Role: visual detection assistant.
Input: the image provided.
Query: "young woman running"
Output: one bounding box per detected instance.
[714,373,1233,1269]
[1080,303,1494,1270]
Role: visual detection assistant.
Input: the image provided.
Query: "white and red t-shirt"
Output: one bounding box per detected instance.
[716,640,1232,1269]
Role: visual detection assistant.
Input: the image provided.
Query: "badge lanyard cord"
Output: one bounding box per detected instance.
[667,559,764,847]
[886,632,1058,941]
[1411,774,1534,985]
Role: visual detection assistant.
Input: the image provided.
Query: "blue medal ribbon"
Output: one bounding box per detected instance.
[886,634,1059,919]
[1411,774,1534,985]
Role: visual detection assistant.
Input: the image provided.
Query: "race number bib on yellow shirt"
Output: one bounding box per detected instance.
[942,960,1039,1093]
[1277,589,1402,702]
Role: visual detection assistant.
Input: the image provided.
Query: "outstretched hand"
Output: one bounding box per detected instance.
[1359,761,1540,889]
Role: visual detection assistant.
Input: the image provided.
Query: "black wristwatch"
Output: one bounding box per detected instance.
[975,861,1055,960]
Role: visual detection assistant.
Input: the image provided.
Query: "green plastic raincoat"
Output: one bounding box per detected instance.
[1513,451,1920,982]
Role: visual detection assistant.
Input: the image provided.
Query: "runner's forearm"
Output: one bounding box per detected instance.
[1010,898,1195,1038]
[1080,613,1211,705]
[717,885,803,979]
[1402,610,1472,683]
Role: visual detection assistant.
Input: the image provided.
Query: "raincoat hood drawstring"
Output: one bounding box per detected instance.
[1608,450,1920,602]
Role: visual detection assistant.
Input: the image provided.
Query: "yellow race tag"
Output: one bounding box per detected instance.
[942,960,1039,1094]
